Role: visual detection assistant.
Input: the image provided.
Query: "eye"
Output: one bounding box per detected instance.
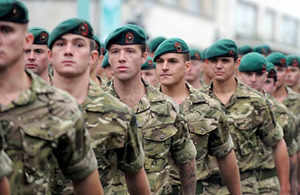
[24,49,30,54]
[55,41,65,47]
[0,26,13,34]
[35,49,44,54]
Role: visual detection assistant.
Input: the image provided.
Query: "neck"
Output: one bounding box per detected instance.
[187,79,202,89]
[161,80,190,105]
[273,85,288,103]
[90,73,101,86]
[212,76,237,105]
[53,70,90,104]
[290,84,300,93]
[0,58,31,105]
[39,70,51,84]
[114,76,146,108]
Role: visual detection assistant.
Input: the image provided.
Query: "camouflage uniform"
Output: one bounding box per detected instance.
[1,71,97,195]
[282,87,300,151]
[0,150,13,178]
[201,79,283,195]
[106,79,197,194]
[52,80,144,195]
[255,91,298,194]
[162,83,234,195]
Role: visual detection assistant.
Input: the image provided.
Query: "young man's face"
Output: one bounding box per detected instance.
[208,57,240,82]
[286,66,300,87]
[49,33,96,78]
[274,66,287,88]
[185,60,201,83]
[24,44,49,76]
[104,66,114,81]
[263,77,277,94]
[108,44,147,81]
[156,53,190,86]
[238,71,267,91]
[141,69,159,87]
[0,21,33,71]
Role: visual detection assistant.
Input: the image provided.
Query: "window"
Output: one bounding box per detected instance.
[235,1,257,38]
[280,16,298,46]
[262,10,275,41]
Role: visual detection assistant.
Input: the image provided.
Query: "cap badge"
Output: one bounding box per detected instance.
[292,58,298,66]
[195,52,201,60]
[175,42,182,53]
[40,32,48,42]
[229,50,234,56]
[79,23,88,36]
[125,32,134,44]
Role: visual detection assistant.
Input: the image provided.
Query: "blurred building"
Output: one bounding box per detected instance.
[24,0,300,54]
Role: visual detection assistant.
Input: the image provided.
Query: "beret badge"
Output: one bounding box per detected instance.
[40,32,48,42]
[262,64,266,73]
[11,5,19,18]
[79,23,88,36]
[292,58,298,66]
[175,42,182,53]
[125,32,134,44]
[229,50,234,56]
[280,58,286,67]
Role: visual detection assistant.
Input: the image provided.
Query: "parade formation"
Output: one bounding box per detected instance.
[1,0,300,195]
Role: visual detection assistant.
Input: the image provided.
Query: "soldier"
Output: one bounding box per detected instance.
[185,48,203,89]
[253,44,271,57]
[24,27,52,84]
[0,150,13,195]
[238,52,295,194]
[147,36,166,57]
[267,52,300,194]
[263,62,278,95]
[105,24,197,194]
[154,38,241,195]
[49,17,150,195]
[0,1,103,194]
[286,55,300,93]
[141,56,159,87]
[101,53,114,82]
[201,39,289,194]
[90,35,105,86]
[201,49,212,85]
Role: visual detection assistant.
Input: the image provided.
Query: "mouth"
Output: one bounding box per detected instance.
[25,63,37,68]
[160,73,172,77]
[117,66,128,71]
[62,60,75,65]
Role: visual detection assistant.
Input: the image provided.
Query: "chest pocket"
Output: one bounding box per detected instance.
[143,125,178,172]
[20,119,67,184]
[232,117,263,156]
[188,119,218,159]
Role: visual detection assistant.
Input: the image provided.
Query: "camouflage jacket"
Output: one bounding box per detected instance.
[0,71,97,194]
[264,90,298,156]
[83,80,143,194]
[106,79,196,194]
[201,79,283,173]
[0,150,13,178]
[163,82,234,186]
[282,87,300,151]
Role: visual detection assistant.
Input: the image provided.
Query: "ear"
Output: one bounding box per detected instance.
[25,32,34,49]
[48,49,53,64]
[141,52,148,64]
[89,50,98,66]
[185,60,191,72]
[235,58,241,70]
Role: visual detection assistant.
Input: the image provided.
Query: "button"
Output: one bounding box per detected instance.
[160,134,165,139]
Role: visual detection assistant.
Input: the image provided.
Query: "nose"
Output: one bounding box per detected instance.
[216,60,222,69]
[64,42,73,56]
[250,74,257,82]
[161,60,169,71]
[28,50,35,61]
[118,50,126,62]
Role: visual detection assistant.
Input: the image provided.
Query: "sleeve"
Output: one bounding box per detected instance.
[208,107,234,157]
[258,102,283,148]
[117,112,144,174]
[53,104,97,181]
[171,112,197,164]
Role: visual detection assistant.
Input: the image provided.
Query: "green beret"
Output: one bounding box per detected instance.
[48,18,94,49]
[239,52,267,73]
[205,39,238,60]
[94,35,102,53]
[0,0,28,23]
[202,48,208,60]
[148,36,166,52]
[266,52,287,67]
[28,27,49,45]
[190,49,203,61]
[101,43,106,55]
[105,24,147,50]
[287,55,300,68]
[141,57,156,70]
[266,62,277,81]
[253,45,271,55]
[101,53,110,68]
[153,38,189,62]
[238,45,253,55]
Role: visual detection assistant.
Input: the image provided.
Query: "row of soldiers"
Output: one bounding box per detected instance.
[1,0,300,195]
